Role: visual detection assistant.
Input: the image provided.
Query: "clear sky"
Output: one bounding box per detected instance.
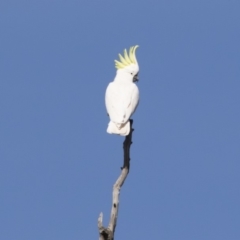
[1,1,240,239]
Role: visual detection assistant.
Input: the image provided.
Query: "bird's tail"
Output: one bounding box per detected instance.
[107,121,130,136]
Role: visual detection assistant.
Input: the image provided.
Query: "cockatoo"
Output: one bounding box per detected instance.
[105,45,140,136]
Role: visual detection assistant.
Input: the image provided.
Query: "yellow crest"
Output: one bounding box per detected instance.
[114,45,139,69]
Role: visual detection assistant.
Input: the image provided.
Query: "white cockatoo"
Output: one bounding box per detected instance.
[105,45,140,136]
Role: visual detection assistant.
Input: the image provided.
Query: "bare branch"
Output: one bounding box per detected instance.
[98,120,134,240]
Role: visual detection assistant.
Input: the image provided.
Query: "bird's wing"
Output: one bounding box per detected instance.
[124,84,139,121]
[105,82,139,124]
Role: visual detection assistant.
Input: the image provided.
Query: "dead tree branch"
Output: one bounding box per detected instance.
[98,120,134,240]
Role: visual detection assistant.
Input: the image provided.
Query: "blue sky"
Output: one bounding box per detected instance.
[1,1,240,239]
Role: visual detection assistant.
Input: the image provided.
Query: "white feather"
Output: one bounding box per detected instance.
[105,76,139,136]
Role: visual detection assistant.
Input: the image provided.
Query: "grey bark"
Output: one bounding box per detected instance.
[98,120,134,240]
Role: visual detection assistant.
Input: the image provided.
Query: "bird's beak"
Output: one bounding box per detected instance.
[133,75,139,82]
